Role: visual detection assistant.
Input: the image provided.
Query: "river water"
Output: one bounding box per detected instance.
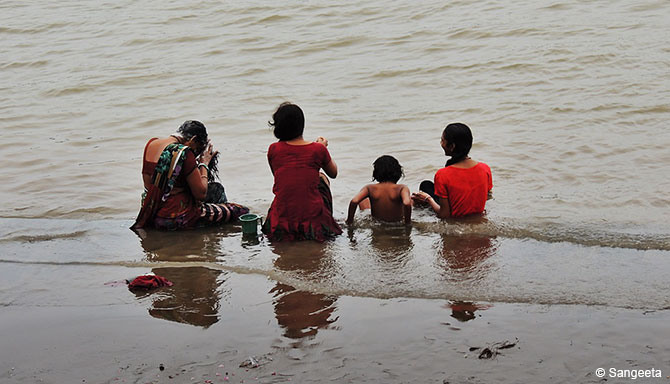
[2,1,670,310]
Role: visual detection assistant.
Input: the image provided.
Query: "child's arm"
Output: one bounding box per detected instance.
[401,185,412,224]
[346,186,370,225]
[412,191,451,218]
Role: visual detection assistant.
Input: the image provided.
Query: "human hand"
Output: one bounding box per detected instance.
[199,142,218,165]
[315,136,328,147]
[411,192,432,203]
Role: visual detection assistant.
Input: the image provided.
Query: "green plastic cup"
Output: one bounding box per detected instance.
[239,213,261,234]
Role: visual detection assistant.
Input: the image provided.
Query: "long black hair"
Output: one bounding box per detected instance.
[177,120,218,181]
[442,122,473,166]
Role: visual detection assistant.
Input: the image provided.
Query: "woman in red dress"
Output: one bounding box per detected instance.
[262,103,342,241]
[411,123,493,218]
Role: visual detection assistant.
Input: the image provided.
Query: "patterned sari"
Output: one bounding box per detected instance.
[132,143,194,230]
[132,143,249,230]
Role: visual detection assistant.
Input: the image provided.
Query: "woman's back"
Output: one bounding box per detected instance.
[434,162,492,217]
[264,141,341,241]
[269,142,328,215]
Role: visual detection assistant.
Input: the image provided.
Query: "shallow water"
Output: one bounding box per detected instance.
[1,1,670,314]
[2,0,669,247]
[2,218,669,311]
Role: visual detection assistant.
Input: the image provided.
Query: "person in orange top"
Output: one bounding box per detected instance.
[412,123,492,219]
[346,155,411,225]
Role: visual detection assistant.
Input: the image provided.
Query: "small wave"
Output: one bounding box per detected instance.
[122,38,153,47]
[0,60,49,69]
[43,85,96,97]
[164,35,215,44]
[0,230,88,243]
[542,3,572,11]
[0,22,69,34]
[447,29,494,39]
[254,14,292,24]
[491,221,670,251]
[0,258,220,269]
[403,218,670,251]
[371,68,419,79]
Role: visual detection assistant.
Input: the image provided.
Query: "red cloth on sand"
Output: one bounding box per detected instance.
[433,162,492,217]
[263,141,342,241]
[128,275,173,290]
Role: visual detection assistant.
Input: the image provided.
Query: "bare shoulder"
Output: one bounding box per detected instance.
[148,137,170,149]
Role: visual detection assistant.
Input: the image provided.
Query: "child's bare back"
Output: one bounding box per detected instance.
[347,156,412,225]
[365,182,411,223]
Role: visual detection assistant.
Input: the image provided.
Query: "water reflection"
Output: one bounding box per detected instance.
[134,228,229,328]
[269,242,339,339]
[437,225,498,322]
[368,224,413,266]
[438,232,498,281]
[446,301,492,322]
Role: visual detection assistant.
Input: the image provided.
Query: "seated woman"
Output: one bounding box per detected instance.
[131,120,248,230]
[411,123,492,218]
[262,102,342,241]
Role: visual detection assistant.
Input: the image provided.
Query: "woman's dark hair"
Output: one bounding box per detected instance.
[372,155,404,183]
[442,122,473,166]
[177,120,219,180]
[269,102,305,141]
[178,120,208,149]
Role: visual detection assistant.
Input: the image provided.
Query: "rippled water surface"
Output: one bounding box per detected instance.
[1,0,670,309]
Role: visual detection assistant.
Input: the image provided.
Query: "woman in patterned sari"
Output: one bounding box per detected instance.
[131,120,248,230]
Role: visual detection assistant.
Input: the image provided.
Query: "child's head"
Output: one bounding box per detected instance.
[441,122,473,166]
[269,102,305,141]
[372,155,404,183]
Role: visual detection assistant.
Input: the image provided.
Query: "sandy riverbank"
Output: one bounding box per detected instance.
[2,263,669,383]
[1,218,669,383]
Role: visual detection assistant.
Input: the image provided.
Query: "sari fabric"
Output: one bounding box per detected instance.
[132,143,200,230]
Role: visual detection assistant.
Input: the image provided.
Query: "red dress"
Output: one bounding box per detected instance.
[263,141,342,241]
[434,162,492,217]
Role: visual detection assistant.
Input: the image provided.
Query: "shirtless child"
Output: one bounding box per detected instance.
[346,155,412,225]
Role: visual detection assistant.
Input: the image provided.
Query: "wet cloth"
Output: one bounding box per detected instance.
[262,141,342,242]
[127,275,173,290]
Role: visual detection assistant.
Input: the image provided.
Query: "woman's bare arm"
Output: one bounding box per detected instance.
[323,159,338,179]
[186,165,208,200]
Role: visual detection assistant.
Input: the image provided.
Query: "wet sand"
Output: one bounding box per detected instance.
[2,267,669,383]
[1,219,669,383]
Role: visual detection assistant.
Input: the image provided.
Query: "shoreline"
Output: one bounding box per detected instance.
[2,217,670,382]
